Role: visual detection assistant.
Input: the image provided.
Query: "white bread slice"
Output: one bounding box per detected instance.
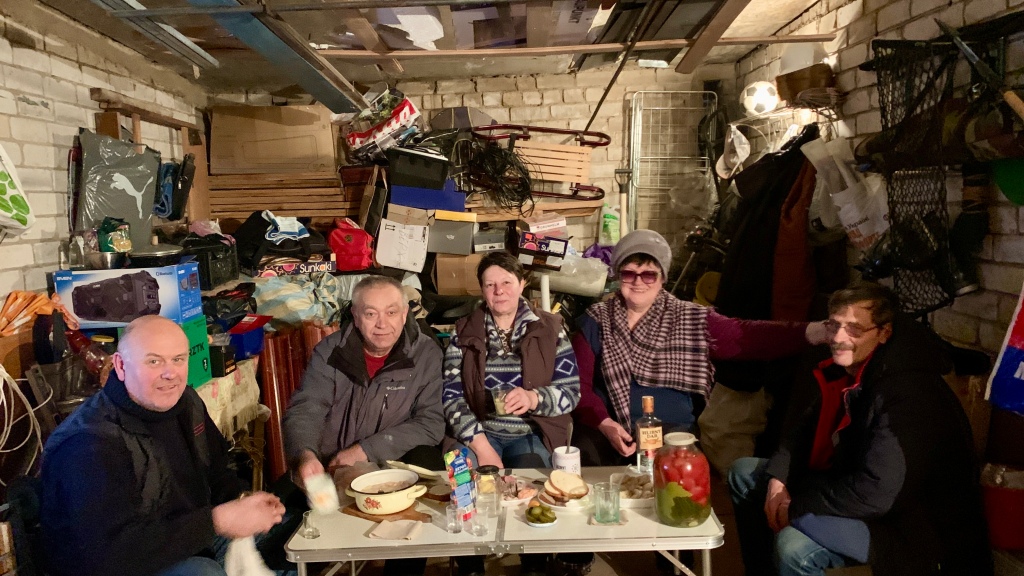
[550,470,588,499]
[544,480,565,499]
[539,492,567,506]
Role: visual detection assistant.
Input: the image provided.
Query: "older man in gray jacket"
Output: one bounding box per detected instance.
[284,275,445,482]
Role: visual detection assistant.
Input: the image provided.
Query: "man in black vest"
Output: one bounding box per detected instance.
[41,315,286,576]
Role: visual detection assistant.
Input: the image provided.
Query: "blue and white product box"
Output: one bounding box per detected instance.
[53,262,204,329]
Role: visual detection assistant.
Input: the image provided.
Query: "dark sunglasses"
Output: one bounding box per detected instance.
[823,319,879,338]
[619,270,660,285]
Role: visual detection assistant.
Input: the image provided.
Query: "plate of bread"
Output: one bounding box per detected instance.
[537,470,592,511]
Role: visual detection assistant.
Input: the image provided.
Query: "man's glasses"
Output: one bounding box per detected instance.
[619,270,660,285]
[823,319,879,338]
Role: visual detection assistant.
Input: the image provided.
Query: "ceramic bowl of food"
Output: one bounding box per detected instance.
[345,469,426,515]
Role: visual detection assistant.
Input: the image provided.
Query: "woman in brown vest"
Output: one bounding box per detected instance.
[442,251,580,469]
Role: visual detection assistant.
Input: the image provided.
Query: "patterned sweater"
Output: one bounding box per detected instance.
[443,299,580,443]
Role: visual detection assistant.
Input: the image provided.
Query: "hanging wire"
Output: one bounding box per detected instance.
[465,140,534,213]
[582,0,666,131]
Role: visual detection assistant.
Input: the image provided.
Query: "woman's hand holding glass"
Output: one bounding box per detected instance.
[502,387,539,415]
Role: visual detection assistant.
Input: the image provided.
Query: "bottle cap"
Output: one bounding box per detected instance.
[642,395,654,413]
[476,465,500,475]
[664,432,697,446]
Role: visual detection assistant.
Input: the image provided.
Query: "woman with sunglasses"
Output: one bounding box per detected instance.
[573,230,830,466]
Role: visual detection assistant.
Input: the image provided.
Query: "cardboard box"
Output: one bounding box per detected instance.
[210,105,337,174]
[436,210,477,222]
[518,231,568,257]
[376,218,429,272]
[242,252,337,278]
[390,179,466,212]
[520,213,567,233]
[473,226,507,253]
[428,220,475,255]
[434,254,484,296]
[518,231,569,271]
[53,263,203,330]
[387,204,435,226]
[181,316,211,388]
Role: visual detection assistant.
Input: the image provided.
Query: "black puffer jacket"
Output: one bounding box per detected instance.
[768,315,993,576]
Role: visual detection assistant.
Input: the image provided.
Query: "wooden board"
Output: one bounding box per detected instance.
[341,502,431,523]
[470,198,604,222]
[209,173,340,190]
[513,140,593,184]
[90,88,198,131]
[210,209,360,219]
[182,128,211,221]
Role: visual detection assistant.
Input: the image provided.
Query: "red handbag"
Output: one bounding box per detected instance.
[327,218,374,271]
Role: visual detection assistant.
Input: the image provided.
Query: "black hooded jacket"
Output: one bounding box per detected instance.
[767,315,992,576]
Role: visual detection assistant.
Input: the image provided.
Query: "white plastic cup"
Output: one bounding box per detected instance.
[552,446,581,475]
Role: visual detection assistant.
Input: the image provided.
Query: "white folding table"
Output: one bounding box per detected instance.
[286,467,725,576]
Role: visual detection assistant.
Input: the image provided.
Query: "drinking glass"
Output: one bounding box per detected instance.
[593,481,621,524]
[300,510,320,539]
[446,502,463,534]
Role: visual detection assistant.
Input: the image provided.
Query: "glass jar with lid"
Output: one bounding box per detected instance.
[653,432,711,527]
[475,465,502,518]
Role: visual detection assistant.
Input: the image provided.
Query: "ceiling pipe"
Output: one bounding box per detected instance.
[110,0,519,18]
[186,0,368,112]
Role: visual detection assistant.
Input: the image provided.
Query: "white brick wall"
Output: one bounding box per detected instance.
[0,10,203,295]
[735,0,1024,355]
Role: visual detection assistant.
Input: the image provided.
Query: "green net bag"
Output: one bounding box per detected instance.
[0,143,34,235]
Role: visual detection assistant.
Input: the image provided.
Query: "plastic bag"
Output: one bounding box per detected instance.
[76,131,159,251]
[252,273,347,331]
[832,173,890,253]
[800,138,844,241]
[224,536,273,576]
[0,142,34,235]
[600,204,620,245]
[544,252,609,297]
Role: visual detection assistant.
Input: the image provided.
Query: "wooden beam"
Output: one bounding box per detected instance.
[675,0,754,74]
[89,88,198,131]
[339,9,405,75]
[319,33,835,60]
[182,128,211,222]
[434,5,457,51]
[526,0,554,48]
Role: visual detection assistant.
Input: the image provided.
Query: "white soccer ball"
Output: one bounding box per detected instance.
[741,81,780,115]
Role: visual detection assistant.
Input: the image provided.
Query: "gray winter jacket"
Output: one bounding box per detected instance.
[283,311,444,464]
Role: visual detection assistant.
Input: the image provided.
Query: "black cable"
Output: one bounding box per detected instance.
[466,140,534,213]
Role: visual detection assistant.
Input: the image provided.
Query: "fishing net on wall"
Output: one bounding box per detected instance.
[869,40,961,315]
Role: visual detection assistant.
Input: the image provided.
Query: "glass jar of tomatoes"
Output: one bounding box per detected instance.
[654,432,711,527]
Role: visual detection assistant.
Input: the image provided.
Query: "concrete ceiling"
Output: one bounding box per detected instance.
[39,0,822,94]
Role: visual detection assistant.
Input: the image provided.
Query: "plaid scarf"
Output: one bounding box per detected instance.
[588,290,714,427]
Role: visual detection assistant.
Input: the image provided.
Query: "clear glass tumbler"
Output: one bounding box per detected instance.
[592,481,621,524]
[300,510,320,539]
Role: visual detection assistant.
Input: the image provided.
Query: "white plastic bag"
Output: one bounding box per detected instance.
[0,142,34,235]
[832,173,890,252]
[224,537,273,576]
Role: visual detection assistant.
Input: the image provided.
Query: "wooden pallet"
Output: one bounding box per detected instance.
[208,172,360,220]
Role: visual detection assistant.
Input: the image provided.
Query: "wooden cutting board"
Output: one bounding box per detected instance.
[341,502,431,523]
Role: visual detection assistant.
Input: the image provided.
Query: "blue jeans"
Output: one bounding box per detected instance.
[154,557,225,576]
[728,457,868,576]
[487,433,551,468]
